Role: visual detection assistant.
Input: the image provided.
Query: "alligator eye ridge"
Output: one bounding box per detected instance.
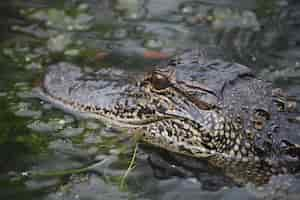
[254,108,270,120]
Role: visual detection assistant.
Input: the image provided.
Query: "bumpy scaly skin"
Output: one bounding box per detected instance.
[35,50,300,184]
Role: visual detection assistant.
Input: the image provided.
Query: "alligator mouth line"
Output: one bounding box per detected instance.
[33,87,180,128]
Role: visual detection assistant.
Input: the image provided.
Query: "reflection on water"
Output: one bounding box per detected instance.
[0,0,300,200]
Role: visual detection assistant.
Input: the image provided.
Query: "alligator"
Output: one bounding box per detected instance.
[35,50,300,185]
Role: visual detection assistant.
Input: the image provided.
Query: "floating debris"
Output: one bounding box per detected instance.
[27,119,65,133]
[28,8,93,31]
[10,102,42,119]
[0,92,7,97]
[24,62,43,70]
[59,127,84,138]
[47,34,72,52]
[64,49,80,57]
[144,38,163,49]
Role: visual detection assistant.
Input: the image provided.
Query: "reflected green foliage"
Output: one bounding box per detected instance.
[0,98,48,171]
[255,0,278,18]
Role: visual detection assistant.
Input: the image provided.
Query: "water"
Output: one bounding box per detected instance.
[0,0,300,199]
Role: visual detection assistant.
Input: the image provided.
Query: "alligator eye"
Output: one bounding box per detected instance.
[151,73,171,90]
[252,109,270,130]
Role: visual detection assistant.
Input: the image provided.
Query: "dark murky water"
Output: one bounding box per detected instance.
[1,0,300,199]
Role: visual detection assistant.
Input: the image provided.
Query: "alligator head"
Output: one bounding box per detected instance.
[35,50,300,184]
